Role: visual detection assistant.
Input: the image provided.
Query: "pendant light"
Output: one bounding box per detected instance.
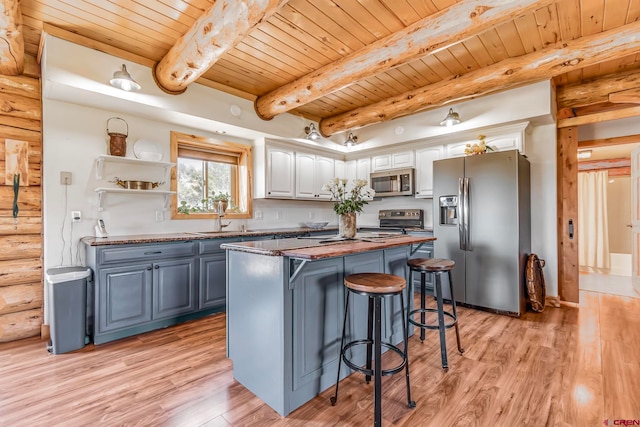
[440,108,461,127]
[110,64,141,92]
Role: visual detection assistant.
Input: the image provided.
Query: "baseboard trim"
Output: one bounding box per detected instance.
[545,296,561,308]
[41,324,50,341]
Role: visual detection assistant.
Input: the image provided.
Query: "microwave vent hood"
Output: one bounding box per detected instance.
[370,168,415,197]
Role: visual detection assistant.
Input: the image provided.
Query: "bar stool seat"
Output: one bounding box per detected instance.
[407,258,464,372]
[331,273,415,426]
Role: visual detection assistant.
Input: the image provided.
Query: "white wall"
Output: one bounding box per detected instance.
[525,123,558,296]
[42,100,259,270]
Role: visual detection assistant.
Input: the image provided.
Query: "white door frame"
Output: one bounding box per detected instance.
[631,146,640,294]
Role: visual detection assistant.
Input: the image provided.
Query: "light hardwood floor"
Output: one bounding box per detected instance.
[1,291,638,426]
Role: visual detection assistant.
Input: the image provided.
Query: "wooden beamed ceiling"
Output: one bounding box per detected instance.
[253,0,557,121]
[2,0,640,135]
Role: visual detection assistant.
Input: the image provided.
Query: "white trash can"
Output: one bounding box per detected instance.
[46,267,92,354]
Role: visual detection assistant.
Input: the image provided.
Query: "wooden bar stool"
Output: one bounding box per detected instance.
[407,258,464,371]
[331,273,415,426]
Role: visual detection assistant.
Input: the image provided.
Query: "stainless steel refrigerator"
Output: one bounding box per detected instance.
[433,150,530,316]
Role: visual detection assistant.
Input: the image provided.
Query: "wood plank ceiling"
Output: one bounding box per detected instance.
[14,0,640,135]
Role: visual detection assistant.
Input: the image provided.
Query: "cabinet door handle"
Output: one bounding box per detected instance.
[146,266,153,270]
[154,265,160,269]
[144,251,162,255]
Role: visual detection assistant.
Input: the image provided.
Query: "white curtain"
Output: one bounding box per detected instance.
[578,171,610,269]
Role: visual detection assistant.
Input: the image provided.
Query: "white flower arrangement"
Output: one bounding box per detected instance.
[322,178,375,215]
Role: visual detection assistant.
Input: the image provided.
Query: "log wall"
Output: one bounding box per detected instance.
[0,57,42,342]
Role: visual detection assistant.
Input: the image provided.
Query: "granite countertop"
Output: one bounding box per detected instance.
[220,233,436,260]
[81,227,338,246]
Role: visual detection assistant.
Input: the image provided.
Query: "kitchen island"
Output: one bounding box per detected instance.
[222,233,435,417]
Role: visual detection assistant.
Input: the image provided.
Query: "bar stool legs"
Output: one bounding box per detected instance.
[331,273,415,426]
[408,259,464,372]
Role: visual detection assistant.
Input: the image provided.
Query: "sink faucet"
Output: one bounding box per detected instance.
[213,200,230,231]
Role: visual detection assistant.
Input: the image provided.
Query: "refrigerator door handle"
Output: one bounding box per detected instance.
[458,177,465,250]
[463,177,470,250]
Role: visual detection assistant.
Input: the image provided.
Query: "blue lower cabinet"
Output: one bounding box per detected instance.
[98,263,153,334]
[153,258,196,319]
[290,258,344,410]
[87,241,214,344]
[198,254,226,310]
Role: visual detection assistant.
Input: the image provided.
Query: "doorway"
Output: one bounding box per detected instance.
[577,144,637,298]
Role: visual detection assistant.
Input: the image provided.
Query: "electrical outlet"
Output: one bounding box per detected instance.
[155,211,164,222]
[276,211,282,220]
[308,211,315,219]
[71,211,81,223]
[255,210,263,220]
[60,171,72,185]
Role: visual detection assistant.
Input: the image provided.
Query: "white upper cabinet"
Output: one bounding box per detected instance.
[334,159,346,179]
[371,154,392,171]
[315,156,335,199]
[344,158,373,200]
[345,159,357,183]
[295,153,335,200]
[345,158,371,181]
[357,158,373,200]
[357,158,371,182]
[371,151,415,171]
[414,145,444,198]
[266,145,295,198]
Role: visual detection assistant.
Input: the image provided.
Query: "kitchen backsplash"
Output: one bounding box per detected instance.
[248,197,433,230]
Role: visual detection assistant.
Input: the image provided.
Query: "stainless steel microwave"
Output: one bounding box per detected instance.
[370,168,414,197]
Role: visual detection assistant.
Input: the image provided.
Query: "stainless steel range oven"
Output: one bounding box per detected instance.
[378,209,424,230]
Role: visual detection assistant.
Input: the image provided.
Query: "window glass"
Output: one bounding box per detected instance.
[170,131,252,219]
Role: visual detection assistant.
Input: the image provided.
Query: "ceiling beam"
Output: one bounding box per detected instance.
[609,88,640,104]
[558,105,640,128]
[557,101,639,120]
[557,68,640,109]
[579,134,640,148]
[254,0,556,120]
[0,0,24,75]
[153,0,287,95]
[319,20,640,136]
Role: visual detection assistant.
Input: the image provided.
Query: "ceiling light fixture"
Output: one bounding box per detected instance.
[304,123,321,140]
[344,132,358,147]
[440,108,461,127]
[110,64,141,92]
[577,150,592,159]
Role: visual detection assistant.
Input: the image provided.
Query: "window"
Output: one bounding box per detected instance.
[170,131,252,219]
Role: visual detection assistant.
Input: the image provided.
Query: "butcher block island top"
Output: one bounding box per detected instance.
[224,232,434,417]
[221,233,434,259]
